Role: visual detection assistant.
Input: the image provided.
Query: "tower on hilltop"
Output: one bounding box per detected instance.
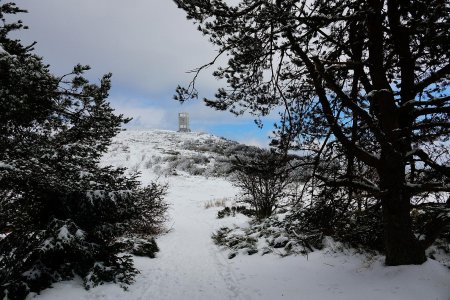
[178,112,191,132]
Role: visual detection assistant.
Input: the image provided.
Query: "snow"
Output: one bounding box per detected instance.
[29,129,450,300]
[0,161,15,170]
[272,236,289,247]
[75,229,85,238]
[57,225,70,241]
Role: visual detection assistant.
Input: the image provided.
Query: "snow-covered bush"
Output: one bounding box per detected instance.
[285,198,384,252]
[217,206,254,219]
[212,227,258,258]
[212,215,306,259]
[116,237,160,259]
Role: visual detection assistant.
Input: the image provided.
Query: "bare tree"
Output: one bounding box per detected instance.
[231,151,295,219]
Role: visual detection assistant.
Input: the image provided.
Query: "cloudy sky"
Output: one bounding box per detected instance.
[11,0,276,146]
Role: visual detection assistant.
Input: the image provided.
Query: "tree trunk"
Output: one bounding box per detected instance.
[379,150,426,265]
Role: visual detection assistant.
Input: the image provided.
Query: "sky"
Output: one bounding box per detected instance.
[10,0,276,147]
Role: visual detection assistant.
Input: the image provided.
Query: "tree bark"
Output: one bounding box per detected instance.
[366,0,426,265]
[378,149,426,265]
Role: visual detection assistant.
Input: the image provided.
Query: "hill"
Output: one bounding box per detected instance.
[102,129,258,179]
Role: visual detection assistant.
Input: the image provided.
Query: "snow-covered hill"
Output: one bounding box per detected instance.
[32,129,450,300]
[101,129,255,180]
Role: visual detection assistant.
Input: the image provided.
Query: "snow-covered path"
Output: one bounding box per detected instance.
[132,176,246,300]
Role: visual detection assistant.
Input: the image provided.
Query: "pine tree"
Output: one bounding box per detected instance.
[0,3,166,298]
[175,0,450,265]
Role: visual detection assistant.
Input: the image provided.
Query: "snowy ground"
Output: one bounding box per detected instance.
[31,130,450,300]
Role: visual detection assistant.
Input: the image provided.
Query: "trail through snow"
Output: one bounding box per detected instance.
[31,130,450,300]
[132,176,247,300]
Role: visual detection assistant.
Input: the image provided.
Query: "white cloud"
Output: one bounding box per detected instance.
[116,106,168,129]
[13,0,218,96]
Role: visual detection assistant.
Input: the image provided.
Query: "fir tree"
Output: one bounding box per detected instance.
[0,3,166,298]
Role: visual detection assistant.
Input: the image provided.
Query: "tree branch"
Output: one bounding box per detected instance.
[408,149,450,178]
[315,174,380,194]
[414,63,450,93]
[283,27,379,168]
[413,106,450,117]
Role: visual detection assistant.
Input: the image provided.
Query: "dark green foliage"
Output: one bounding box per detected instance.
[218,230,257,253]
[128,183,169,235]
[287,200,384,252]
[116,237,160,259]
[0,4,167,298]
[212,218,296,258]
[217,207,231,219]
[211,227,233,246]
[132,238,159,258]
[83,255,138,290]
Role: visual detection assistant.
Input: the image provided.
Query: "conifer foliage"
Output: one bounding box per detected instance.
[0,3,167,299]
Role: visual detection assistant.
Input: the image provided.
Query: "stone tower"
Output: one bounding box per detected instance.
[178,112,191,132]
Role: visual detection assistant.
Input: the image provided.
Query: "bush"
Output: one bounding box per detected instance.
[285,183,384,252]
[231,151,296,219]
[217,206,254,219]
[127,182,169,235]
[212,227,258,258]
[116,237,160,259]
